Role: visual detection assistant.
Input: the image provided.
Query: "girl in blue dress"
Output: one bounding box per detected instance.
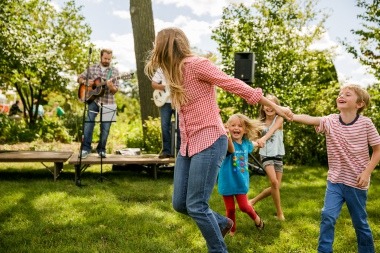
[218,113,265,236]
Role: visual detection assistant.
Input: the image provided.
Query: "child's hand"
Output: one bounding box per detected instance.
[275,106,293,121]
[256,138,265,148]
[356,171,371,188]
[224,126,231,138]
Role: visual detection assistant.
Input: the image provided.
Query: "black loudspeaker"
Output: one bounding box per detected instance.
[234,52,255,84]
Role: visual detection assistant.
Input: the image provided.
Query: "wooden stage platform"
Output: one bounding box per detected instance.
[0,151,74,181]
[0,151,175,185]
[69,153,175,186]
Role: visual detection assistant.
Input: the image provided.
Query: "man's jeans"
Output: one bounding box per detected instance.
[160,103,180,155]
[172,135,229,253]
[82,101,112,153]
[318,181,374,253]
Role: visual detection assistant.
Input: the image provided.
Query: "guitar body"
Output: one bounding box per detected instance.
[78,73,133,103]
[153,89,170,107]
[78,77,105,103]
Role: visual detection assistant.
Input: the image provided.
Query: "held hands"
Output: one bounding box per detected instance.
[256,138,265,148]
[275,105,293,121]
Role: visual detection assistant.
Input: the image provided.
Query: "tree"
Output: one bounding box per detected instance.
[130,0,158,149]
[211,0,339,165]
[343,0,380,81]
[0,0,93,127]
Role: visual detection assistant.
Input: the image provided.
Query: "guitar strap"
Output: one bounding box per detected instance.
[106,68,113,80]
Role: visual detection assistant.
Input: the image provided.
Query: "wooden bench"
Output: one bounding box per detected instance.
[68,153,175,186]
[0,151,73,181]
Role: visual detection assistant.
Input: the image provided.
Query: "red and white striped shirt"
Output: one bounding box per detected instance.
[178,56,263,157]
[316,114,380,189]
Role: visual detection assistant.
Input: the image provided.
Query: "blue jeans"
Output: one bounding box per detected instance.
[318,181,374,253]
[82,101,112,153]
[160,103,180,155]
[172,136,229,253]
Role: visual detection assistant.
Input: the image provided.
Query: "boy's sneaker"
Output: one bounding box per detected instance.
[78,150,89,159]
[98,151,106,158]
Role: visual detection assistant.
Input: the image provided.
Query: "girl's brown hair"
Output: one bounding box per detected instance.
[259,94,281,121]
[145,27,193,109]
[227,114,265,141]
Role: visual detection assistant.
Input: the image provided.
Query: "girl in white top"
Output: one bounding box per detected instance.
[249,94,286,221]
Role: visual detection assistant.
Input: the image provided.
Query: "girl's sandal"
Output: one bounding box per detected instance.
[255,218,265,230]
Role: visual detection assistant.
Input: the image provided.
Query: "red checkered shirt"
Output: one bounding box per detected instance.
[178,56,263,157]
[79,63,120,105]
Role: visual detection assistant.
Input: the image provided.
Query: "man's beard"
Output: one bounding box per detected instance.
[101,62,110,67]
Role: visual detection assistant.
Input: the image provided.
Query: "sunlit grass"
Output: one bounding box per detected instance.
[0,162,379,252]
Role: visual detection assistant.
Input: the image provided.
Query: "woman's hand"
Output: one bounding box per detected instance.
[275,105,293,121]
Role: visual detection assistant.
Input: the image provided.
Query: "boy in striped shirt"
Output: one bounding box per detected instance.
[293,84,380,253]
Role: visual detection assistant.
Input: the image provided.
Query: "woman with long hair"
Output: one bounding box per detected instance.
[145,27,292,253]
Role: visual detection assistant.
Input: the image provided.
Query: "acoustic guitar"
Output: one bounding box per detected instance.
[78,73,132,103]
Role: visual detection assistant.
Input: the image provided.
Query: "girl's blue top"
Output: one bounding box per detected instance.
[218,139,253,195]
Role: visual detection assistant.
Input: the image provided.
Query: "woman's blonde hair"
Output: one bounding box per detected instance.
[259,94,281,121]
[227,114,265,141]
[144,27,193,109]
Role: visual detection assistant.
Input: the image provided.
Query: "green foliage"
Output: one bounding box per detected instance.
[124,121,144,149]
[212,1,339,165]
[0,115,72,143]
[343,0,380,80]
[0,115,36,143]
[125,116,162,154]
[366,83,380,129]
[143,116,162,153]
[0,0,94,128]
[37,118,72,143]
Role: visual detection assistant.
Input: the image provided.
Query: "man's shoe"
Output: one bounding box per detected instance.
[78,150,89,159]
[158,152,171,159]
[221,218,234,238]
[98,151,107,158]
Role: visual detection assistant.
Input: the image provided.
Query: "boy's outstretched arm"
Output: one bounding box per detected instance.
[293,114,321,126]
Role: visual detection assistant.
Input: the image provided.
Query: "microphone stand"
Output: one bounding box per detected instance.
[76,47,92,186]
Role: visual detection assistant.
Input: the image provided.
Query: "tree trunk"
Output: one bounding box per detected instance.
[130,0,159,150]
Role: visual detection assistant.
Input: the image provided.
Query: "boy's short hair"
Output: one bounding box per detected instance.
[341,84,370,114]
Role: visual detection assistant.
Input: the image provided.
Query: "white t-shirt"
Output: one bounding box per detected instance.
[152,68,171,103]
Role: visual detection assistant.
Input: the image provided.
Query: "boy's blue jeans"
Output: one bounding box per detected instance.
[83,101,112,153]
[318,181,374,253]
[172,135,229,253]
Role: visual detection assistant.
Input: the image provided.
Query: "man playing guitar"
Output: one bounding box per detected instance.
[152,68,180,158]
[77,48,120,159]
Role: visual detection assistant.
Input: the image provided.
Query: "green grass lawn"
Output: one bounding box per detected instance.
[0,162,379,253]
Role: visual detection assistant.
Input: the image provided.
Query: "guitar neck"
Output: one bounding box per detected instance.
[89,73,132,88]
